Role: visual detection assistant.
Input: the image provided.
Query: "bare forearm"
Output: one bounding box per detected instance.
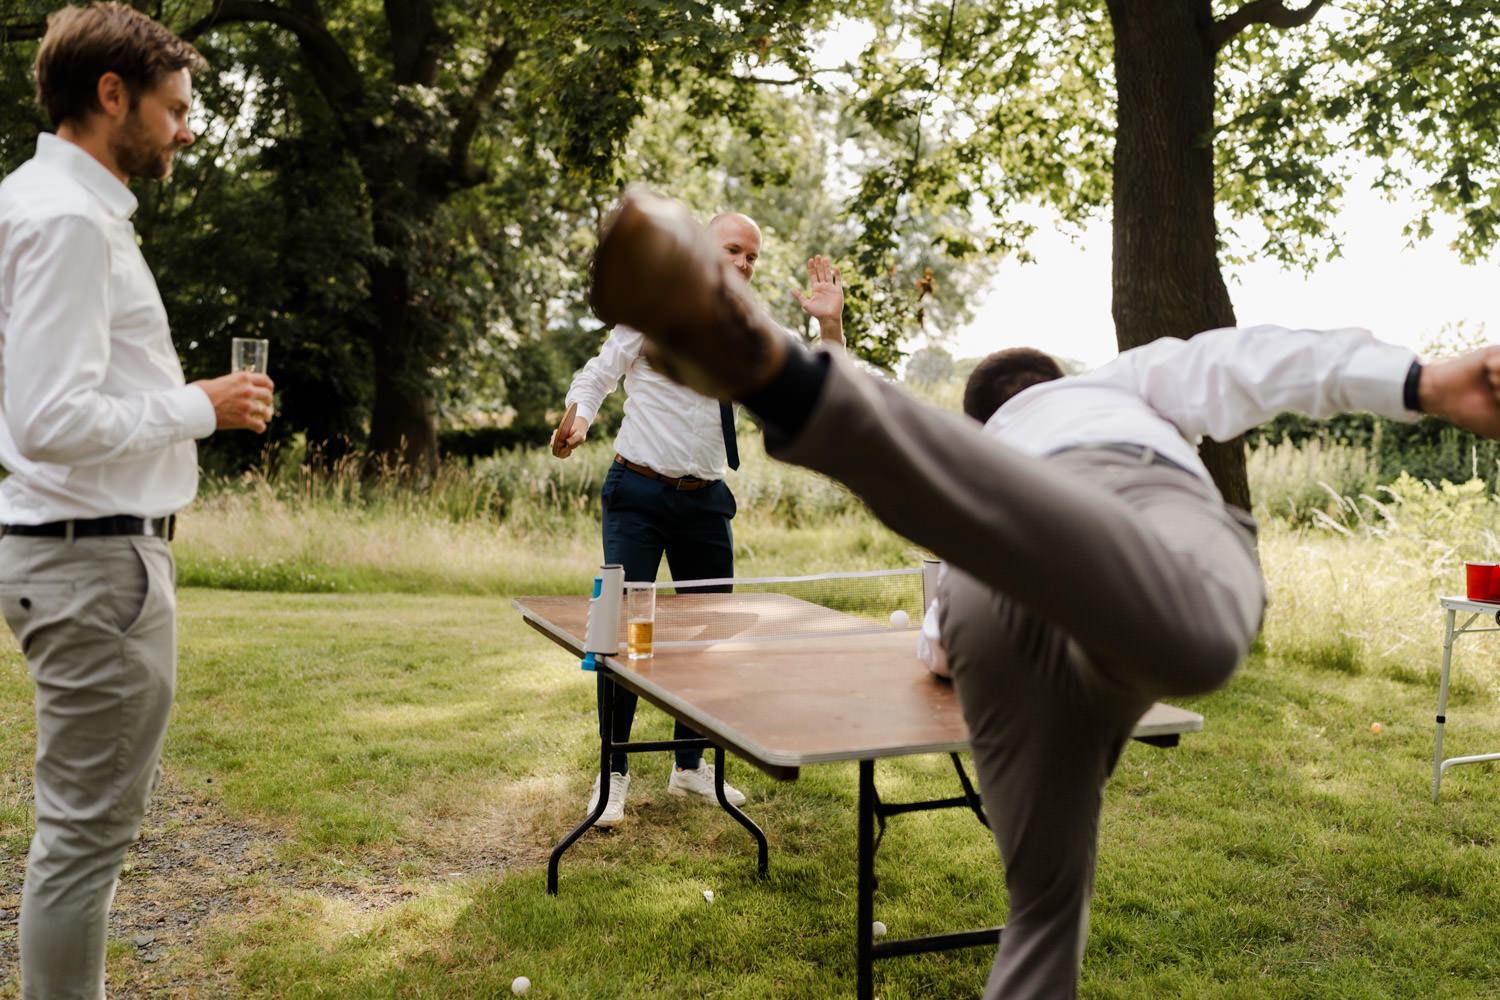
[816,314,844,348]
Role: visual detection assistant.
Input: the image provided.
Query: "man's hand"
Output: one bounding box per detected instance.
[791,254,844,347]
[1419,346,1500,438]
[552,415,589,458]
[193,371,275,432]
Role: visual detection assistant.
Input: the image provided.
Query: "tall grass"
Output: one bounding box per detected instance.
[177,430,906,596]
[179,430,1500,697]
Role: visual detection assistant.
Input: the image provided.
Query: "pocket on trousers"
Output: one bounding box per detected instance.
[111,540,154,636]
[0,581,78,659]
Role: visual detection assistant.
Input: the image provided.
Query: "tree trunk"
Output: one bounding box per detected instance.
[362,252,440,480]
[1106,0,1249,511]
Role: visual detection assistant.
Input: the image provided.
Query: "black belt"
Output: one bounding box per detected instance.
[1048,443,1199,478]
[613,454,719,491]
[1,514,176,540]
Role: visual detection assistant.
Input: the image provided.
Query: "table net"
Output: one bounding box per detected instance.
[618,568,930,648]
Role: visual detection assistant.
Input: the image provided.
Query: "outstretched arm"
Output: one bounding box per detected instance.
[1419,346,1500,438]
[790,255,844,347]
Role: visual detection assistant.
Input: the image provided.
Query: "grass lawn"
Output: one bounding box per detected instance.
[5,580,1500,998]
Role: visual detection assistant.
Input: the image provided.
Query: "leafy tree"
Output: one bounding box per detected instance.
[906,343,957,384]
[833,0,1500,509]
[3,1,848,476]
[2,0,1001,473]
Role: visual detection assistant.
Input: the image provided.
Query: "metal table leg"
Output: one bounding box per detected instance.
[1432,608,1459,802]
[548,671,764,893]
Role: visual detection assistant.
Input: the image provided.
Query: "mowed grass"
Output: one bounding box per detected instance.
[4,581,1500,997]
[4,449,1500,996]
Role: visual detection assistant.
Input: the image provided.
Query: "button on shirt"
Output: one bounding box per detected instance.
[567,324,730,480]
[0,133,215,524]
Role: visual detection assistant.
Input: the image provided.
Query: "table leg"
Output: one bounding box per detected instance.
[857,759,875,1000]
[711,745,768,875]
[549,670,621,893]
[1432,609,1457,802]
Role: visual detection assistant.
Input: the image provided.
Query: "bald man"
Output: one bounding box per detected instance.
[553,209,844,826]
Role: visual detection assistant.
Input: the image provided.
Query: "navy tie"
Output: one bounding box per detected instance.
[719,402,739,470]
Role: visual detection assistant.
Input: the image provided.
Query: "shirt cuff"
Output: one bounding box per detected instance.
[1338,339,1419,421]
[181,384,219,439]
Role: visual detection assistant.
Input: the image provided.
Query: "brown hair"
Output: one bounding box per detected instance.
[34,2,206,128]
[963,347,1066,423]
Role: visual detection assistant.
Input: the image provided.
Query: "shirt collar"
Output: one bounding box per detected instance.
[35,131,138,220]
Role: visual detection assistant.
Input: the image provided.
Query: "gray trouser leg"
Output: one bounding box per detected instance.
[0,535,177,1000]
[768,352,1266,998]
[941,567,1146,1000]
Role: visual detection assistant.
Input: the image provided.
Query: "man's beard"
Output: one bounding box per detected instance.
[112,112,178,181]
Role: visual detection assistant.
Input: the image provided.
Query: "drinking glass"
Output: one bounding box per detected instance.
[231,337,270,374]
[626,583,655,659]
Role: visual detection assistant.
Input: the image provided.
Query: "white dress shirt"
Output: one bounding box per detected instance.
[918,324,1419,676]
[985,324,1417,482]
[0,133,216,524]
[567,324,730,480]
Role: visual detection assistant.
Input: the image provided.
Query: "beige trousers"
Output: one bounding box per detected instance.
[0,534,177,1000]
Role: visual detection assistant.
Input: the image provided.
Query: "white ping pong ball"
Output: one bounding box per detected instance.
[889,609,910,629]
[512,975,531,995]
[872,920,887,938]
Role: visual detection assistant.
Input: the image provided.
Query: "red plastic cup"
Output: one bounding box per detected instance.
[1466,562,1496,601]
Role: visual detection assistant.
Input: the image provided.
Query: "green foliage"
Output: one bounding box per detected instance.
[1216,1,1500,268]
[1247,435,1382,526]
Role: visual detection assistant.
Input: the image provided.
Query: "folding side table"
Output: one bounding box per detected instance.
[1431,596,1500,801]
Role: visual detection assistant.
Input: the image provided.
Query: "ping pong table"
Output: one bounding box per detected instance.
[512,589,1202,999]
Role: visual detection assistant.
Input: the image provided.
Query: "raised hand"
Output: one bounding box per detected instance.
[791,255,845,346]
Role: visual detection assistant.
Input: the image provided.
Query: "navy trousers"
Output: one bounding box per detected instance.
[599,460,736,772]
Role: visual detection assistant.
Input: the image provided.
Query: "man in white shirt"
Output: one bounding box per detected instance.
[553,210,844,826]
[0,6,274,997]
[585,188,1500,999]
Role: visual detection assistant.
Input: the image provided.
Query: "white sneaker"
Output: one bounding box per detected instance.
[587,771,630,827]
[668,762,746,806]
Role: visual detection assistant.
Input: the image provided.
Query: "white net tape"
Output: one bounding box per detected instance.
[614,568,928,648]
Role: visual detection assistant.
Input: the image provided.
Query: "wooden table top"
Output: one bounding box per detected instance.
[513,592,1202,778]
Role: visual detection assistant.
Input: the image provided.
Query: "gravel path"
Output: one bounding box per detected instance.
[0,772,531,999]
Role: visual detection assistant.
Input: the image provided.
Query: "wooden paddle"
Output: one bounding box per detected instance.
[551,401,579,457]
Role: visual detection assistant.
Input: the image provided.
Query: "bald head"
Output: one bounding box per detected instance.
[708,212,762,282]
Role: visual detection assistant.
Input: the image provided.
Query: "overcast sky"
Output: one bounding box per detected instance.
[944,197,1497,369]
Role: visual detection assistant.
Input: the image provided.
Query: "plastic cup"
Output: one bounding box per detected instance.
[1465,562,1495,601]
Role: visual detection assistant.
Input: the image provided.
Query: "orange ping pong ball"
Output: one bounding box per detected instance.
[1370,722,1383,734]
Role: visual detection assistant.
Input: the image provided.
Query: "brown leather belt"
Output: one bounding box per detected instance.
[614,454,718,491]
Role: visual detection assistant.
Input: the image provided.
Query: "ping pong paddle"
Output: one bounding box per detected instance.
[551,401,579,457]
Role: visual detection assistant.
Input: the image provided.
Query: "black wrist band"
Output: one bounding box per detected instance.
[741,347,829,438]
[1403,359,1423,413]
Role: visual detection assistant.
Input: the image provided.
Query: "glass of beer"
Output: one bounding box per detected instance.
[231,337,270,373]
[626,583,655,659]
